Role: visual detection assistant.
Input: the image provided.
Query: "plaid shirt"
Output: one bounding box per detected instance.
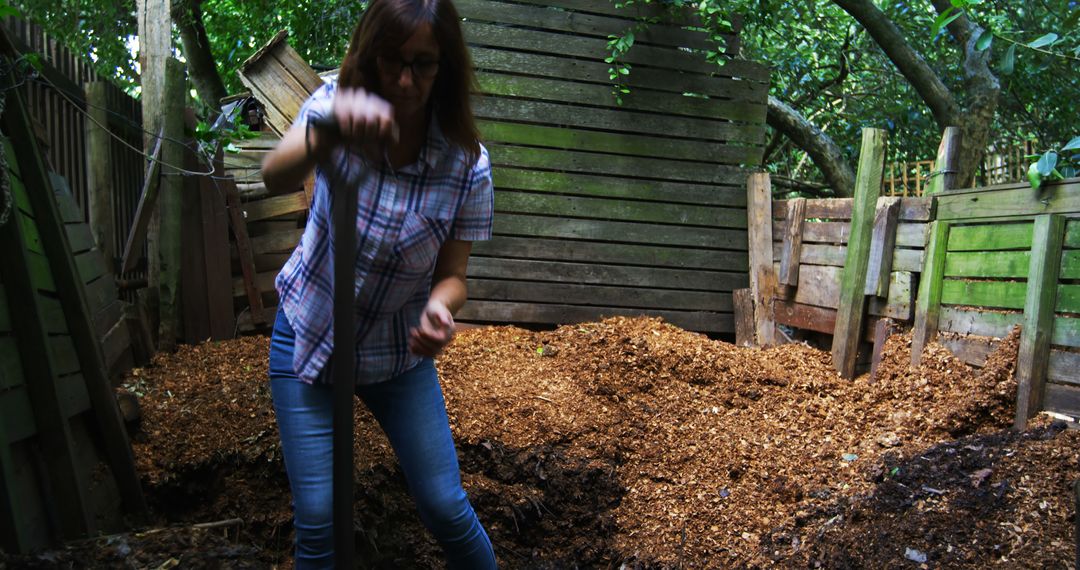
[275,82,493,385]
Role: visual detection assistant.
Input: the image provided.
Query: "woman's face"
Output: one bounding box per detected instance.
[377,23,441,121]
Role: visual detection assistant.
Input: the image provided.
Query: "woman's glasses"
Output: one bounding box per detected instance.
[377,54,440,79]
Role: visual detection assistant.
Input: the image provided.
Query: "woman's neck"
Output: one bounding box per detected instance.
[386,109,429,169]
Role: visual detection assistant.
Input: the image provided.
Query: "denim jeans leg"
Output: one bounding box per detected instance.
[269,309,335,570]
[356,360,497,570]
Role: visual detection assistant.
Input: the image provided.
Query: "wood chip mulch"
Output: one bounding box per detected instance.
[3,316,1077,569]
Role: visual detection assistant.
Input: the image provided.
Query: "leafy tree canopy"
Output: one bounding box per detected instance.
[11,0,1079,185]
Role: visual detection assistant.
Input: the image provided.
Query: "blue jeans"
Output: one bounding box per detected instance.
[269,309,496,569]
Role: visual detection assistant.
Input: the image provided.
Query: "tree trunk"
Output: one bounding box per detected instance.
[767,96,856,197]
[173,0,227,113]
[832,0,1000,187]
[932,0,1001,187]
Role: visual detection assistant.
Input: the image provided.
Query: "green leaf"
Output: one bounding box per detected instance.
[1037,151,1058,176]
[1028,162,1043,190]
[1028,33,1058,48]
[1002,44,1016,74]
[1062,136,1080,152]
[931,8,962,38]
[975,30,993,51]
[0,6,20,17]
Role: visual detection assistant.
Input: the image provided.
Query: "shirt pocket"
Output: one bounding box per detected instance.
[393,211,451,273]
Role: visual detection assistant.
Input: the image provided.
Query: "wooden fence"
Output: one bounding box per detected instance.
[0,70,146,551]
[227,0,768,334]
[4,18,147,295]
[742,125,1080,425]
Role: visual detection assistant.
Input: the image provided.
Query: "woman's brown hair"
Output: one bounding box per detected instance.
[337,0,481,162]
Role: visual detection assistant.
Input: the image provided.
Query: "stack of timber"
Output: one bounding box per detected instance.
[457,0,768,333]
[910,177,1080,426]
[768,196,929,336]
[0,71,146,552]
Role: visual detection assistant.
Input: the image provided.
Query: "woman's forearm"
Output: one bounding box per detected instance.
[430,274,468,315]
[261,125,320,195]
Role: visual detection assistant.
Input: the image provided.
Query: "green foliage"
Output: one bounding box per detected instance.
[1027,135,1080,190]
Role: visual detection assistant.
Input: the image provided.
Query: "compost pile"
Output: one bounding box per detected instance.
[5,317,1078,569]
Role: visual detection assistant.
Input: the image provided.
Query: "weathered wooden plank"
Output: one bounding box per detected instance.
[1056,284,1080,314]
[1048,350,1080,386]
[15,202,43,254]
[221,168,265,326]
[771,242,923,273]
[250,228,303,255]
[0,381,36,552]
[940,279,1027,310]
[870,318,903,382]
[456,300,732,333]
[0,286,8,332]
[778,198,805,287]
[100,319,132,373]
[947,222,1033,252]
[1044,382,1080,418]
[771,299,877,342]
[242,191,308,223]
[1015,214,1065,428]
[493,168,745,206]
[64,222,96,255]
[936,180,1080,220]
[74,249,108,284]
[733,288,754,347]
[456,0,756,67]
[783,263,912,320]
[468,257,747,292]
[833,128,886,379]
[1055,316,1080,348]
[924,126,961,196]
[488,144,749,186]
[1064,220,1080,249]
[119,128,163,274]
[479,119,761,165]
[473,236,749,272]
[864,197,900,297]
[939,306,1023,338]
[475,97,767,146]
[85,81,114,272]
[478,74,766,123]
[469,45,765,101]
[747,173,776,346]
[895,223,928,248]
[775,197,932,222]
[0,337,21,391]
[492,213,748,249]
[1061,250,1080,279]
[495,192,746,228]
[939,334,998,368]
[474,0,716,33]
[944,251,1031,278]
[467,279,732,312]
[911,220,950,367]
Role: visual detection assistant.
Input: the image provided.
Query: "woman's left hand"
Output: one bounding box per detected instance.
[409,299,456,357]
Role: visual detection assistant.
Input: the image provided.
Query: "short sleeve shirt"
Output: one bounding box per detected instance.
[275,81,494,385]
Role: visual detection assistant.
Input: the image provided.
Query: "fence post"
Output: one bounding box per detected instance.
[156,58,185,351]
[832,128,887,379]
[747,173,776,346]
[778,197,806,290]
[911,219,950,367]
[84,81,114,272]
[1015,214,1065,428]
[925,126,962,196]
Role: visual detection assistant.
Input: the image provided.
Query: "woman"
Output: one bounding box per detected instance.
[260,0,496,567]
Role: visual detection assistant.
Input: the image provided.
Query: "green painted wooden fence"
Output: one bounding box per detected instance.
[0,66,146,552]
[914,178,1080,426]
[455,0,769,333]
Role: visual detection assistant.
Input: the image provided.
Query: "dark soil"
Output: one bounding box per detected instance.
[2,317,1077,569]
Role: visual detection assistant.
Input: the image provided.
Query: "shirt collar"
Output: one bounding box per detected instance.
[417,114,448,171]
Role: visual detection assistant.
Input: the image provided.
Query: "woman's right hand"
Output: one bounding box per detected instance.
[310,88,399,160]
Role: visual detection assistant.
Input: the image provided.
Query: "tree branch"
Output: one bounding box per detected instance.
[832,0,961,126]
[767,96,856,197]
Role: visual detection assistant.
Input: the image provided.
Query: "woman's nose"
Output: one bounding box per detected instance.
[397,66,415,88]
